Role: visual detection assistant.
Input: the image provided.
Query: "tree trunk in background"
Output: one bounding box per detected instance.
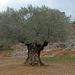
[25,43,44,66]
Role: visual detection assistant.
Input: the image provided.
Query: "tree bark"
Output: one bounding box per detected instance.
[25,43,45,66]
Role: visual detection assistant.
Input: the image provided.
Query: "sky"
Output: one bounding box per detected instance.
[0,0,75,21]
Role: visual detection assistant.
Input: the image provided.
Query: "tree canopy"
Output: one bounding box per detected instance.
[73,21,75,24]
[0,5,71,46]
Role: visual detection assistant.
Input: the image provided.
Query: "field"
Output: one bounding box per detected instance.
[0,48,75,75]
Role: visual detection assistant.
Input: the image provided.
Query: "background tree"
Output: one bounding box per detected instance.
[0,5,72,66]
[73,21,75,24]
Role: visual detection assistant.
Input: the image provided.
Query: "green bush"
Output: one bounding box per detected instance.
[73,21,75,24]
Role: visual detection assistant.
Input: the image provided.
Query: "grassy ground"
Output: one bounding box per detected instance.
[42,50,75,65]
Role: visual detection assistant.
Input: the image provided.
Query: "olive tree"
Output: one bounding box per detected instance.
[0,5,71,66]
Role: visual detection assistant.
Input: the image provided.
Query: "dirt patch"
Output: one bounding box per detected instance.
[0,48,75,75]
[0,63,75,75]
[0,56,75,75]
[40,48,65,57]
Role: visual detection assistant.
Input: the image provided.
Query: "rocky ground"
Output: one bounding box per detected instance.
[9,39,75,58]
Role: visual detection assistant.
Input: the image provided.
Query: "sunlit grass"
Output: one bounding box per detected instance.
[42,51,75,64]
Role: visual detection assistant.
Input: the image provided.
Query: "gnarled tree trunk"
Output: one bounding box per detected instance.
[25,42,48,66]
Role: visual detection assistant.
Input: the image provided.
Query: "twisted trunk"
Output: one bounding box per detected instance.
[25,42,48,66]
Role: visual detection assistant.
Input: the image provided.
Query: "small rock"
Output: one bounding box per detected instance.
[63,48,71,51]
[44,46,50,51]
[44,54,56,58]
[52,42,60,49]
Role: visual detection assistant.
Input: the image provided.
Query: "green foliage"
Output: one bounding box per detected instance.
[73,21,75,24]
[0,5,72,46]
